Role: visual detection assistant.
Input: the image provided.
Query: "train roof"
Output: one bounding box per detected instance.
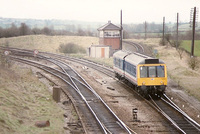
[113,50,165,65]
[113,50,130,59]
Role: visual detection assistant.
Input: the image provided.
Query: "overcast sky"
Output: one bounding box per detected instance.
[0,0,199,23]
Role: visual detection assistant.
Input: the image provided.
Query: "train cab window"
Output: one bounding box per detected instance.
[157,66,165,77]
[149,66,156,77]
[140,66,165,78]
[140,66,148,78]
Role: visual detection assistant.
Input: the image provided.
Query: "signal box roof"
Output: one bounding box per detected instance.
[98,21,121,31]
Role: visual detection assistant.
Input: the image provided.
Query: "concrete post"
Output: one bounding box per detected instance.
[53,86,61,103]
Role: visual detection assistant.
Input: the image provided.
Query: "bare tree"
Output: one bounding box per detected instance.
[19,23,30,35]
[177,47,184,60]
[42,27,52,35]
[123,30,130,39]
[165,34,172,46]
[0,27,3,37]
[32,27,42,34]
[77,28,86,36]
[9,23,20,36]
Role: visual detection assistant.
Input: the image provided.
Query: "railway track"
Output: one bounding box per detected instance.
[0,46,115,78]
[43,53,200,133]
[1,46,200,133]
[42,52,115,78]
[123,41,145,54]
[148,94,200,134]
[1,47,133,134]
[47,57,132,133]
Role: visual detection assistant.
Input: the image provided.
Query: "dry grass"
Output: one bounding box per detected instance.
[0,35,99,133]
[0,64,64,134]
[84,57,113,67]
[0,35,99,53]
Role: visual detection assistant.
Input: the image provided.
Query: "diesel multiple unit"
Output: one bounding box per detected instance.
[113,50,167,96]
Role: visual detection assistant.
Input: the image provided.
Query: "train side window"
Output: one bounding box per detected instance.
[157,66,165,77]
[126,62,129,72]
[119,59,121,68]
[140,66,147,78]
[114,58,118,67]
[132,65,136,77]
[120,59,123,69]
[149,66,156,77]
[128,63,131,73]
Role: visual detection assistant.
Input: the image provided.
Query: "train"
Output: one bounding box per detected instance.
[113,50,167,97]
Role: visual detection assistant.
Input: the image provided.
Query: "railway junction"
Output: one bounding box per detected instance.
[0,41,200,133]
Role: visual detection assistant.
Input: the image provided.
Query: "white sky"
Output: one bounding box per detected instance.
[0,0,199,23]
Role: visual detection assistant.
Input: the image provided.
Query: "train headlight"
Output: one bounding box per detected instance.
[160,81,164,85]
[142,81,145,85]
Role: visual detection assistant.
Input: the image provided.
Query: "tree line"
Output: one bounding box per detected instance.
[0,23,95,38]
[1,22,200,40]
[123,22,200,40]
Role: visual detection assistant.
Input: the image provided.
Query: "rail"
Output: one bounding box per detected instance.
[3,49,133,133]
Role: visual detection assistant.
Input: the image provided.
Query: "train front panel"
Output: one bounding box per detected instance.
[137,64,167,94]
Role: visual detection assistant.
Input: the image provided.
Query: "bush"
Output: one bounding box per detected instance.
[170,40,182,48]
[59,43,86,54]
[188,57,199,70]
[177,47,184,60]
[159,38,167,46]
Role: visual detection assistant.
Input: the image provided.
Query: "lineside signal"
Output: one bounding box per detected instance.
[34,50,39,56]
[4,51,9,56]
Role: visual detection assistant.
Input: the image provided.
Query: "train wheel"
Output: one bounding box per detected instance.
[142,90,149,99]
[137,87,141,94]
[134,86,137,91]
[157,91,163,98]
[115,73,118,79]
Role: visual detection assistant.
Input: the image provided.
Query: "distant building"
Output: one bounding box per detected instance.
[88,45,110,58]
[98,21,121,50]
[88,21,121,58]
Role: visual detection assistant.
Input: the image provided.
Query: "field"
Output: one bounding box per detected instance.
[180,40,200,56]
[0,35,99,53]
[0,65,64,134]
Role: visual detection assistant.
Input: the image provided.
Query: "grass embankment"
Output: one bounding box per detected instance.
[0,65,64,134]
[180,40,200,56]
[0,35,99,53]
[0,35,98,133]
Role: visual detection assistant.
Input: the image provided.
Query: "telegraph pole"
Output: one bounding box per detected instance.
[190,7,197,57]
[144,21,147,40]
[163,17,165,43]
[120,10,123,50]
[176,13,179,50]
